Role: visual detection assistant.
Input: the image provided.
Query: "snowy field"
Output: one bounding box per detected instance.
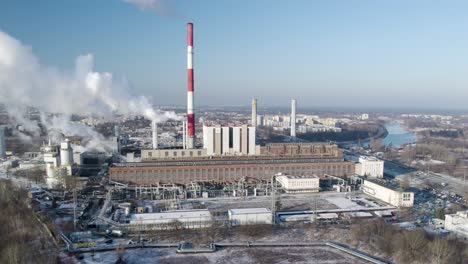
[80,246,367,264]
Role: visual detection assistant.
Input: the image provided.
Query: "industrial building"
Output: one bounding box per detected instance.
[110,143,353,185]
[259,143,340,157]
[228,208,272,225]
[276,174,320,193]
[362,179,414,207]
[109,157,353,185]
[354,156,384,178]
[129,210,212,229]
[141,148,207,160]
[444,210,468,238]
[203,125,256,156]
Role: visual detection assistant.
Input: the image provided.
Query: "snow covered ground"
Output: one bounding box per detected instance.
[80,246,367,264]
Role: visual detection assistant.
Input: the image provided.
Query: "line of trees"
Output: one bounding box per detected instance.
[350,219,468,264]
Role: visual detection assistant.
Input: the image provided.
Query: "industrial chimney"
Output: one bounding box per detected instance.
[187,22,195,149]
[291,99,296,137]
[251,98,257,127]
[0,127,5,158]
[152,121,158,149]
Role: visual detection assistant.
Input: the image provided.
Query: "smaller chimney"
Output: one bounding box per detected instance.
[291,99,296,137]
[152,121,158,149]
[251,98,257,127]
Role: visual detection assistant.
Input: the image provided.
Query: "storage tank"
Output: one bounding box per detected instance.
[60,139,73,166]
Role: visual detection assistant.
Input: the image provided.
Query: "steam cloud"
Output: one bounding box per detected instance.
[0,30,179,149]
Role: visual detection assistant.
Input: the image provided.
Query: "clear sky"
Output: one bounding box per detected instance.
[1,0,467,110]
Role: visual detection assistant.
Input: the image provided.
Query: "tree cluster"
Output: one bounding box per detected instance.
[0,180,57,263]
[350,219,467,263]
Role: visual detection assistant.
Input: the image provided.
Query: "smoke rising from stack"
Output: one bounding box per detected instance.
[0,30,178,148]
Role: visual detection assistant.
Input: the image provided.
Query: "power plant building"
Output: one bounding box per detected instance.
[109,143,354,185]
[203,125,256,156]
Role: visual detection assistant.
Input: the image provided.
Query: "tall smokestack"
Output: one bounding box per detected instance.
[152,121,158,150]
[291,99,296,137]
[187,22,195,149]
[182,120,187,149]
[251,98,257,127]
[0,127,6,158]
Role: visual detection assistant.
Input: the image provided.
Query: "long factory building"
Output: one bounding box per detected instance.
[110,143,355,185]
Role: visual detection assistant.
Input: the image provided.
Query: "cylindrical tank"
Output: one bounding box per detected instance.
[60,139,73,166]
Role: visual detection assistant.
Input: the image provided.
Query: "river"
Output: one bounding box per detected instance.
[382,123,417,147]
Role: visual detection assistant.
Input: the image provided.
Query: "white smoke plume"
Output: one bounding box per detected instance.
[0,30,179,149]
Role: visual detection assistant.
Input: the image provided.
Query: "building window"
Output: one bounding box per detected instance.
[165,151,169,157]
[148,152,152,157]
[173,151,177,156]
[402,193,411,201]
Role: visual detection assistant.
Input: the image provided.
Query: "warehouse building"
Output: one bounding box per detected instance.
[276,174,320,193]
[129,210,212,229]
[228,208,272,225]
[362,180,414,207]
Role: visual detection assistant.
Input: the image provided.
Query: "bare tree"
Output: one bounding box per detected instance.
[428,238,456,264]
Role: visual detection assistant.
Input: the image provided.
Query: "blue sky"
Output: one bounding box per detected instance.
[1,0,468,110]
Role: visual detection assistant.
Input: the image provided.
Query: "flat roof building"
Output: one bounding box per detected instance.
[228,208,272,225]
[355,156,384,178]
[276,174,320,193]
[110,143,353,185]
[362,179,414,207]
[129,210,212,229]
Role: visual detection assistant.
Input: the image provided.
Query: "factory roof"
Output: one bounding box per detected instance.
[229,208,271,215]
[365,179,409,193]
[130,210,211,221]
[359,156,382,162]
[278,175,319,179]
[112,156,348,168]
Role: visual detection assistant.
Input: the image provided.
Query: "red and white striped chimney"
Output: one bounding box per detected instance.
[187,22,195,149]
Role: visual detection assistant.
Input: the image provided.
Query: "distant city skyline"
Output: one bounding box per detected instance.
[1,0,468,109]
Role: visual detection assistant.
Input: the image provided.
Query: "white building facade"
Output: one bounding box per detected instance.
[444,210,468,238]
[362,180,414,207]
[276,174,320,193]
[129,210,212,229]
[203,125,256,156]
[355,156,384,178]
[228,208,272,225]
